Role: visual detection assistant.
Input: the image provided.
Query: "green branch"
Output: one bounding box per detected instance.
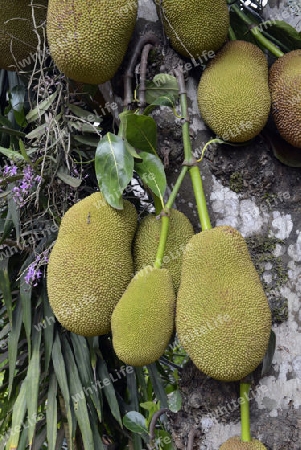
[231,4,284,58]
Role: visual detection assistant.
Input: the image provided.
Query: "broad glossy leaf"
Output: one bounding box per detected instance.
[134,151,166,199]
[95,132,134,209]
[10,85,26,127]
[168,389,182,413]
[143,95,176,115]
[256,20,301,50]
[123,411,148,434]
[120,113,157,155]
[145,75,179,105]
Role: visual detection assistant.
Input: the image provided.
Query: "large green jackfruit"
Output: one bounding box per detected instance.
[133,209,194,292]
[269,50,301,148]
[46,0,138,84]
[111,266,176,366]
[47,192,137,337]
[156,0,229,58]
[220,437,267,449]
[176,226,272,382]
[0,1,48,71]
[197,41,271,143]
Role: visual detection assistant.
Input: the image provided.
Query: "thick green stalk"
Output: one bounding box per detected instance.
[231,4,284,58]
[176,69,212,231]
[240,382,252,442]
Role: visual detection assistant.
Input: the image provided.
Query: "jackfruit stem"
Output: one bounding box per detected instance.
[240,382,252,442]
[174,68,212,231]
[231,5,284,58]
[154,165,188,268]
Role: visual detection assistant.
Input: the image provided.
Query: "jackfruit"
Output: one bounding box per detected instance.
[156,0,229,58]
[133,209,194,292]
[269,50,301,148]
[111,266,176,366]
[46,0,138,85]
[47,192,137,337]
[176,225,272,382]
[220,437,267,449]
[197,40,271,143]
[0,0,48,71]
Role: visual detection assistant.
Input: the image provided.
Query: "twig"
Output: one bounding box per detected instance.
[138,44,154,113]
[149,408,170,441]
[187,428,201,450]
[124,33,160,109]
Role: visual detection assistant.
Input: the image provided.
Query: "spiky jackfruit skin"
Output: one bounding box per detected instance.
[133,210,194,292]
[220,437,267,449]
[47,192,137,337]
[269,50,301,148]
[156,0,229,58]
[0,1,48,71]
[46,0,138,85]
[176,225,272,382]
[197,41,271,143]
[111,266,176,366]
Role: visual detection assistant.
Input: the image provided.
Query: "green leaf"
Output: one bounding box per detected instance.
[120,113,157,155]
[155,430,175,450]
[97,359,122,426]
[73,135,100,147]
[42,289,55,373]
[7,189,20,243]
[145,75,179,105]
[6,380,27,450]
[20,275,32,356]
[70,333,102,422]
[56,168,82,188]
[95,132,134,209]
[147,364,168,409]
[62,337,94,450]
[46,372,58,450]
[25,317,42,446]
[143,95,177,115]
[0,146,24,160]
[134,151,166,199]
[10,85,26,127]
[167,390,182,413]
[52,332,74,443]
[261,329,276,377]
[0,259,13,324]
[26,91,58,123]
[18,139,32,164]
[8,300,23,397]
[67,104,99,122]
[123,411,148,434]
[124,140,143,160]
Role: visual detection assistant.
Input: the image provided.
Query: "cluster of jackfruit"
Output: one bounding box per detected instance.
[197,40,271,143]
[220,437,267,449]
[176,225,272,382]
[269,50,301,148]
[46,0,138,84]
[47,192,137,337]
[0,0,48,71]
[156,0,229,58]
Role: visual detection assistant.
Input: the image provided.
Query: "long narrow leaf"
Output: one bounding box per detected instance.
[51,332,74,447]
[61,337,94,449]
[25,313,42,446]
[126,370,143,450]
[46,372,58,450]
[6,379,27,449]
[8,300,23,396]
[42,288,55,373]
[0,259,13,324]
[70,334,102,422]
[147,364,168,408]
[97,359,122,426]
[19,275,32,357]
